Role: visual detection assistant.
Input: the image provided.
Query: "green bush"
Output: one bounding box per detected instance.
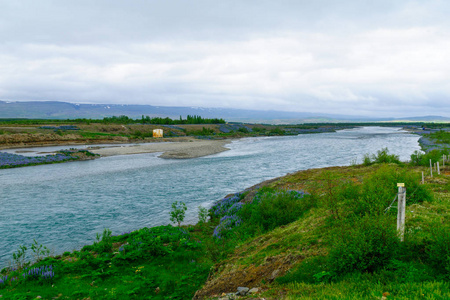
[316,172,359,220]
[363,148,401,166]
[238,189,315,234]
[170,201,187,227]
[328,214,400,275]
[426,223,450,278]
[410,149,449,166]
[84,228,113,254]
[410,150,424,165]
[198,206,208,224]
[268,127,285,136]
[351,165,432,216]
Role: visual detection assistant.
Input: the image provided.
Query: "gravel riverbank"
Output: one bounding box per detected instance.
[89,139,231,159]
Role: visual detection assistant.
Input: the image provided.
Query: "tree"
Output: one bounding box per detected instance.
[170,201,187,227]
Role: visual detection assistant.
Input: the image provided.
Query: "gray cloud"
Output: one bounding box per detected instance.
[1,1,450,117]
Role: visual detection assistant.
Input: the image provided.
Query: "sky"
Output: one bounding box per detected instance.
[1,0,449,118]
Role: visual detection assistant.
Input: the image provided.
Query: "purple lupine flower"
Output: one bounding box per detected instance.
[0,151,75,168]
[213,214,242,239]
[211,193,242,217]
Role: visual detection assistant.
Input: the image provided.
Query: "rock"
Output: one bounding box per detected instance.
[249,287,259,294]
[226,293,237,299]
[236,287,249,296]
[270,269,280,280]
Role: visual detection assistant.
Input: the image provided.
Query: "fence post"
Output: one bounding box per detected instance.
[444,155,446,167]
[422,171,424,184]
[397,183,406,242]
[430,159,433,177]
[438,162,440,175]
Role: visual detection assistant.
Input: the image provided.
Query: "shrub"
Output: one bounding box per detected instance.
[328,214,400,275]
[351,165,433,216]
[11,245,28,270]
[363,153,372,166]
[426,223,450,278]
[238,189,313,233]
[268,128,285,136]
[410,149,449,166]
[30,239,50,263]
[210,193,244,218]
[363,148,401,166]
[170,201,187,227]
[410,150,424,165]
[197,206,208,224]
[211,189,313,239]
[315,171,355,220]
[87,229,113,254]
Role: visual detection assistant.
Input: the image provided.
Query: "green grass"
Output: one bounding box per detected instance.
[0,226,214,299]
[77,131,124,139]
[427,131,450,145]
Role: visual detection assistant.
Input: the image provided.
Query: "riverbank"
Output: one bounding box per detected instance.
[89,139,231,159]
[403,126,450,152]
[0,149,98,169]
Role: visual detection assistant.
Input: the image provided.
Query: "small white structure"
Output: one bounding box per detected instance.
[153,129,163,138]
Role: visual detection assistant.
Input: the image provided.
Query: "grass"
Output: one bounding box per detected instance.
[427,131,450,145]
[1,226,214,299]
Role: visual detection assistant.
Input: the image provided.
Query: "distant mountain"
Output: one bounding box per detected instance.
[391,116,450,122]
[0,100,449,123]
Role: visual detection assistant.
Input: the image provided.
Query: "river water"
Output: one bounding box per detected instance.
[0,127,421,267]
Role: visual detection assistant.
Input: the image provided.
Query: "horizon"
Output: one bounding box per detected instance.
[1,99,449,122]
[1,1,450,118]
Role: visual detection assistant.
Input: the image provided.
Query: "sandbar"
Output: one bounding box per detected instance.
[89,139,231,159]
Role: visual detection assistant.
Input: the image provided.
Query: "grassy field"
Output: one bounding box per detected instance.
[1,148,450,299]
[427,131,450,145]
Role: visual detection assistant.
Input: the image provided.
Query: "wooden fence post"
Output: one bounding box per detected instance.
[430,159,433,177]
[397,183,406,242]
[438,162,440,175]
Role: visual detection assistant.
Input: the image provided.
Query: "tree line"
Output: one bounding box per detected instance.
[0,115,226,125]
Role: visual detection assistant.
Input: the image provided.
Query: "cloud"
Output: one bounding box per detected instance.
[0,1,450,117]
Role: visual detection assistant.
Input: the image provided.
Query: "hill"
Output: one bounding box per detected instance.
[2,100,450,123]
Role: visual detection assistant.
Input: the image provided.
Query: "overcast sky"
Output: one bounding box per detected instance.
[1,1,449,117]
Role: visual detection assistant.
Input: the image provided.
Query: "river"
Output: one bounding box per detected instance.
[0,127,421,267]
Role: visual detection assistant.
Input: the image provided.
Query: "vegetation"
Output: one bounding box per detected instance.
[0,149,98,169]
[426,130,450,145]
[362,147,402,166]
[410,148,450,166]
[170,201,188,227]
[0,115,225,126]
[1,148,450,299]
